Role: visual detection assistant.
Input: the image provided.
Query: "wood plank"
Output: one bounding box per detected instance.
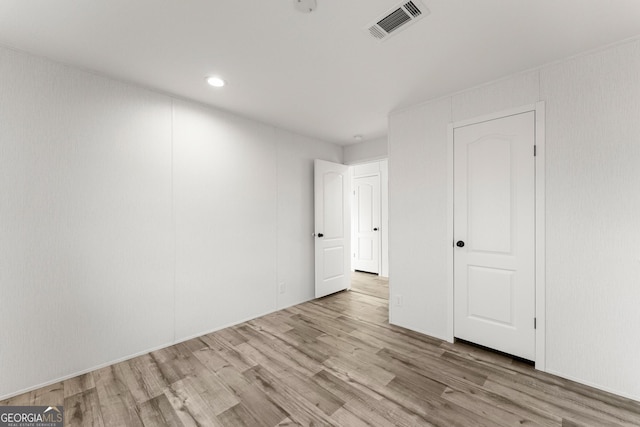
[64,388,105,427]
[93,366,144,427]
[214,364,289,426]
[63,373,96,399]
[235,325,323,377]
[216,403,262,427]
[112,358,165,405]
[199,334,258,373]
[484,379,635,427]
[163,382,222,427]
[312,369,428,427]
[377,347,488,388]
[138,394,187,427]
[243,366,341,426]
[441,386,553,427]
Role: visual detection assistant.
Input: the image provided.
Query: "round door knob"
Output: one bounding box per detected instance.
[456,241,465,247]
[373,228,379,231]
[317,233,324,238]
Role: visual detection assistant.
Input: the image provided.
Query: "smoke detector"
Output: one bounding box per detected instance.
[294,0,317,13]
[366,0,429,41]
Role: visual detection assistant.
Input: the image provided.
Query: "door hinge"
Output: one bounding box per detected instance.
[534,317,537,329]
[534,145,537,156]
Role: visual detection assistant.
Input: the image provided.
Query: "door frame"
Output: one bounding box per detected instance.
[446,102,546,371]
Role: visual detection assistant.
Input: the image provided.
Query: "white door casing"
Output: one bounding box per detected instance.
[453,111,536,361]
[314,159,351,298]
[353,175,381,274]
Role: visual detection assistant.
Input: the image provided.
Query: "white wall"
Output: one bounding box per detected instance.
[388,39,640,400]
[388,98,451,331]
[540,40,640,399]
[343,136,387,164]
[0,46,342,399]
[172,101,278,340]
[380,160,389,279]
[0,45,175,399]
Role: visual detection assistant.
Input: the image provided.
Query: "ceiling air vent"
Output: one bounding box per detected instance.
[366,0,429,41]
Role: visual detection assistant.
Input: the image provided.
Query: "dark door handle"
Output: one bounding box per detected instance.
[317,233,324,238]
[456,241,465,247]
[373,228,379,231]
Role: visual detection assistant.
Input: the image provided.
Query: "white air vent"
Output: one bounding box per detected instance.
[366,0,429,41]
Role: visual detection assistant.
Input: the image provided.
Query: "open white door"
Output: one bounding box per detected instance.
[454,111,536,361]
[314,159,351,298]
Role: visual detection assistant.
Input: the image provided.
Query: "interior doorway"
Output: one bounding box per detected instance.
[453,110,536,361]
[313,158,389,301]
[350,160,389,278]
[446,102,547,369]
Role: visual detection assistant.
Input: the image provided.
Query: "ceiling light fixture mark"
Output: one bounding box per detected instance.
[206,76,226,87]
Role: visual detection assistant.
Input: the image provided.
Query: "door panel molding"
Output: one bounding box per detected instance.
[446,102,546,371]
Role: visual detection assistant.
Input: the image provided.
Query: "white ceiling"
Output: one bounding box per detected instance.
[1,1,640,145]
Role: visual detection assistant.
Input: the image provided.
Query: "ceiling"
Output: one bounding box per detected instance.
[1,1,640,145]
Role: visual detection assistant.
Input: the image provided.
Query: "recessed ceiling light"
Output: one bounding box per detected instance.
[353,135,363,141]
[206,76,226,88]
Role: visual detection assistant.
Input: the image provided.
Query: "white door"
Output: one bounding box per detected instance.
[454,111,536,361]
[314,159,351,298]
[353,175,380,274]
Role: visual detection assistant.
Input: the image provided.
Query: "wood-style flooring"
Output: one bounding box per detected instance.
[2,272,640,426]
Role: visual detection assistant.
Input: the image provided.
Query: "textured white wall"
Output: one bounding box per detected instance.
[0,47,175,398]
[172,100,278,340]
[388,98,451,336]
[388,38,640,400]
[541,40,640,398]
[0,46,342,399]
[380,160,389,278]
[343,137,388,165]
[451,71,540,122]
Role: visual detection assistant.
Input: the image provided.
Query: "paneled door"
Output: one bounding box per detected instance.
[314,160,351,298]
[353,175,380,274]
[454,111,536,361]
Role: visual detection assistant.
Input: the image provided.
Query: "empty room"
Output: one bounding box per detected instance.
[1,1,640,426]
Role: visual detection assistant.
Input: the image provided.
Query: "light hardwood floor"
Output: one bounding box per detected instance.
[2,272,640,426]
